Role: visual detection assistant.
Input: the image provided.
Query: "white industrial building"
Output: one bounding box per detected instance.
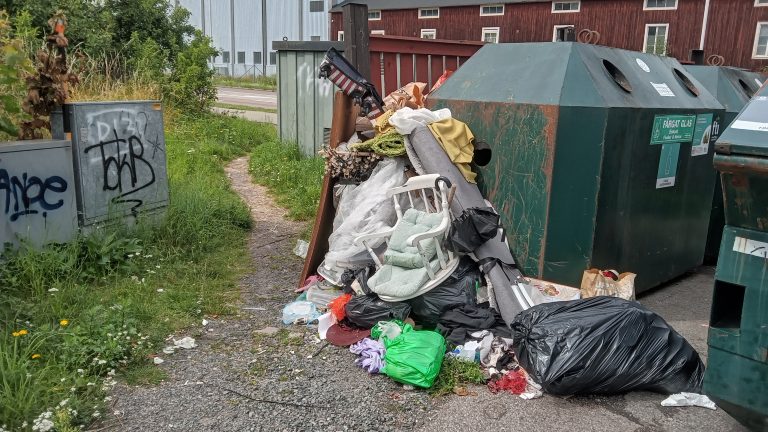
[177,0,340,77]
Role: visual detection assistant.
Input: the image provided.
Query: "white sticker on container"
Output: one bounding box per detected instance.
[651,82,675,97]
[733,236,768,259]
[636,58,651,72]
[79,127,88,144]
[731,120,768,132]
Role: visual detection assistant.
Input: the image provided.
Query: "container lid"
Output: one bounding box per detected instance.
[685,66,765,114]
[715,84,768,157]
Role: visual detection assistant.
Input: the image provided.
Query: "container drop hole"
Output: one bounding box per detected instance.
[737,79,755,98]
[673,68,700,96]
[710,280,745,329]
[602,60,632,93]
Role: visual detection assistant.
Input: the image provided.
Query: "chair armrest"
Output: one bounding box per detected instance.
[406,218,450,247]
[353,229,395,246]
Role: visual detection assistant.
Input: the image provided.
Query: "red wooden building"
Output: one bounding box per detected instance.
[330,0,768,71]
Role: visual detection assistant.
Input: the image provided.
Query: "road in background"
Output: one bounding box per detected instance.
[216,87,277,110]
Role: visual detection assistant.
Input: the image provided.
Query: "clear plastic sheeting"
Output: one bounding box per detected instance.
[320,158,408,282]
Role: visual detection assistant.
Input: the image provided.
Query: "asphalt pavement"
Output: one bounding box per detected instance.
[216,86,277,110]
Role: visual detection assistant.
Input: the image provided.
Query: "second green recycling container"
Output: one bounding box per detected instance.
[428,42,724,292]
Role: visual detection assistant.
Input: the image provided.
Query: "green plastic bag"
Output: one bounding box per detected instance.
[378,321,446,388]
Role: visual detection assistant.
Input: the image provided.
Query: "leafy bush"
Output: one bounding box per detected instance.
[167,30,217,112]
[0,10,32,137]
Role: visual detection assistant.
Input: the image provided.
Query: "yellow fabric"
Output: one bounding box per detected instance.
[374,109,396,135]
[427,118,477,183]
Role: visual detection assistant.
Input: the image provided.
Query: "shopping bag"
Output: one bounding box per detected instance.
[580,268,636,300]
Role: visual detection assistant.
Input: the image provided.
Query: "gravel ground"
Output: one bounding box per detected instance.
[105,157,745,432]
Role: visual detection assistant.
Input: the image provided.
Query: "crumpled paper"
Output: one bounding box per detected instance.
[661,392,717,410]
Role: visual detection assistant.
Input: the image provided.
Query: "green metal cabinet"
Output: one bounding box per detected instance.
[685,66,766,264]
[428,42,724,292]
[704,84,768,431]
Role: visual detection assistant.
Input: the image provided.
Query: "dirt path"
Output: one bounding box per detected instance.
[108,157,433,432]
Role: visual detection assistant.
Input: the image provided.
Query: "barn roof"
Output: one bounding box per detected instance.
[330,0,549,13]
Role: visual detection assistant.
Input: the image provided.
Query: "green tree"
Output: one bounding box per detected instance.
[0,10,32,137]
[167,30,217,112]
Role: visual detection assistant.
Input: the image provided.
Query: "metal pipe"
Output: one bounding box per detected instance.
[200,0,206,35]
[230,0,235,76]
[700,0,710,50]
[262,0,268,76]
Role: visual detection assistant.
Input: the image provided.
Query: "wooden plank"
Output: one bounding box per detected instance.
[298,91,358,288]
[342,3,371,80]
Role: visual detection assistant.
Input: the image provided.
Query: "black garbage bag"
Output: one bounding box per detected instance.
[447,207,500,253]
[407,257,481,328]
[345,294,411,329]
[512,296,705,395]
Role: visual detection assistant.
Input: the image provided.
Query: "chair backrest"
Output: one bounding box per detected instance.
[387,174,451,220]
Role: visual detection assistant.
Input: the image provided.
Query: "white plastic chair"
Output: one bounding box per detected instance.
[353,174,460,302]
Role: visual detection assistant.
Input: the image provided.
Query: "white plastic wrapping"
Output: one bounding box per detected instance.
[389,107,452,135]
[320,158,408,279]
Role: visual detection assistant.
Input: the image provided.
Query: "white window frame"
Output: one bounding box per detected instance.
[371,30,385,35]
[337,31,344,41]
[552,1,581,13]
[419,7,440,19]
[643,23,669,55]
[421,29,437,39]
[643,0,678,11]
[553,25,575,41]
[480,4,505,16]
[368,10,381,20]
[482,27,500,43]
[757,0,768,7]
[753,22,768,58]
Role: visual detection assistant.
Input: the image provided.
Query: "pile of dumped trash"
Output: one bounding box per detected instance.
[281,48,711,407]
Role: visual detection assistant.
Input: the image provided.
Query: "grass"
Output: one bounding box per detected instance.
[429,357,486,397]
[249,140,325,221]
[214,75,277,91]
[0,108,277,430]
[213,102,277,114]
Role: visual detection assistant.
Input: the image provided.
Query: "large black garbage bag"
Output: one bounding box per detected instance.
[447,207,500,254]
[511,297,705,395]
[407,257,481,328]
[345,294,411,329]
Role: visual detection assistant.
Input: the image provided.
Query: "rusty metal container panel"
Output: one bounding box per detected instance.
[63,101,169,226]
[429,42,724,292]
[0,139,78,253]
[686,66,766,263]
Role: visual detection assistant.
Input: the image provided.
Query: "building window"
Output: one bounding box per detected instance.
[419,8,439,18]
[237,51,245,64]
[480,4,504,16]
[421,29,436,39]
[553,25,575,41]
[482,27,500,43]
[552,1,580,12]
[754,22,768,58]
[371,30,385,35]
[644,24,668,55]
[757,0,768,6]
[337,31,344,41]
[269,52,277,65]
[311,35,321,41]
[221,51,230,63]
[368,10,381,20]
[253,51,262,64]
[644,0,677,10]
[309,0,324,12]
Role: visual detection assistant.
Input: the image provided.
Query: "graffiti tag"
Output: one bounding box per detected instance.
[0,169,68,222]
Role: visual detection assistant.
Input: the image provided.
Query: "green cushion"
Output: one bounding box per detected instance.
[383,208,443,269]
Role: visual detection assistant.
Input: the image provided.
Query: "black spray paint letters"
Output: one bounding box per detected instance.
[84,113,157,213]
[0,169,68,221]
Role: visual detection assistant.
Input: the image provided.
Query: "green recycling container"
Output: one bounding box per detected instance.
[685,66,766,264]
[704,84,768,431]
[428,42,724,292]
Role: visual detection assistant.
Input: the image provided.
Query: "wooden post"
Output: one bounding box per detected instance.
[342,2,370,80]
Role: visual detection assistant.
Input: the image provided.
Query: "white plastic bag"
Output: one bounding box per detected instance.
[389,107,452,135]
[321,159,407,277]
[661,393,717,410]
[282,301,320,325]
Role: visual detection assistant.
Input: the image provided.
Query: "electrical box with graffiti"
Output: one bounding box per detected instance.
[63,101,169,226]
[0,139,78,252]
